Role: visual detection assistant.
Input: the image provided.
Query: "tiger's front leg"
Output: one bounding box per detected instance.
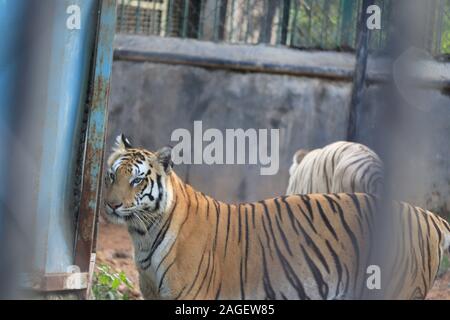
[138,269,159,300]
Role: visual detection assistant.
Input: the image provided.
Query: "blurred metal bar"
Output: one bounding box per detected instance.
[347,0,374,141]
[0,0,28,298]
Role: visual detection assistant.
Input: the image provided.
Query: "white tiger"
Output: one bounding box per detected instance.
[287,141,384,195]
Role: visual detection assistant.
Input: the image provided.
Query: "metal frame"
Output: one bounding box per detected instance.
[16,0,116,297]
[117,0,169,36]
[21,272,89,292]
[73,0,117,299]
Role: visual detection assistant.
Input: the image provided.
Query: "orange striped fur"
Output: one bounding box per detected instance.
[104,135,450,300]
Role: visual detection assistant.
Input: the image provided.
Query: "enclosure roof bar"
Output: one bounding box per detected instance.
[114,35,450,89]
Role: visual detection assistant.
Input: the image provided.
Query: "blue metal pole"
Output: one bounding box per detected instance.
[31,0,100,274]
[0,0,116,296]
[0,0,27,236]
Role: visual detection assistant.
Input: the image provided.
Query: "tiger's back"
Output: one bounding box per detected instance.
[141,174,450,300]
[104,139,450,300]
[287,141,384,196]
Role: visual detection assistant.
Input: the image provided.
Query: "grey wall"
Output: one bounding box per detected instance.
[107,35,450,219]
[108,61,352,202]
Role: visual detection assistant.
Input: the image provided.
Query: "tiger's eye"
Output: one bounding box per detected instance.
[109,172,115,182]
[132,177,143,186]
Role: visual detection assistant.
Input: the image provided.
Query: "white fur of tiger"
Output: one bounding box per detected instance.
[287,141,384,195]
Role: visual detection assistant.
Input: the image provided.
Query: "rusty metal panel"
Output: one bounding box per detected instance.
[1,0,117,295]
[74,0,118,293]
[21,272,89,292]
[2,0,100,281]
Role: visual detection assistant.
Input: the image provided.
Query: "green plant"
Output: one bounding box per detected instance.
[91,264,134,300]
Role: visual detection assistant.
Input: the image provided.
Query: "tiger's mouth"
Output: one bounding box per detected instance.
[104,205,133,222]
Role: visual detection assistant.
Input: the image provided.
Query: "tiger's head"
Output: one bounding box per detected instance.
[104,134,173,230]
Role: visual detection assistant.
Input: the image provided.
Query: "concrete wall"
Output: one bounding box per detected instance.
[107,35,450,218]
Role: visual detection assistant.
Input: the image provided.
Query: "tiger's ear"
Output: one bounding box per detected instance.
[156,146,173,173]
[114,133,133,151]
[293,149,309,165]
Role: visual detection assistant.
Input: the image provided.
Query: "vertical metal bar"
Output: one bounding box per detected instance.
[74,0,117,298]
[198,0,205,39]
[152,0,157,35]
[218,0,229,41]
[379,0,387,49]
[377,0,384,49]
[442,0,450,54]
[339,0,354,49]
[382,0,391,50]
[275,1,281,44]
[433,0,444,55]
[347,0,374,141]
[220,0,225,41]
[213,0,220,41]
[0,0,28,298]
[323,0,331,47]
[228,0,236,41]
[444,0,450,54]
[355,0,363,45]
[367,0,374,50]
[290,0,299,46]
[434,0,443,54]
[159,0,168,36]
[119,0,125,32]
[182,0,189,38]
[335,0,342,48]
[307,0,313,46]
[25,0,100,276]
[424,0,437,55]
[166,0,174,36]
[320,0,325,46]
[135,0,141,33]
[245,0,251,43]
[260,0,277,44]
[260,0,268,43]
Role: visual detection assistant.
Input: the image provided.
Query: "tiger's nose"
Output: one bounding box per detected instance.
[106,201,122,210]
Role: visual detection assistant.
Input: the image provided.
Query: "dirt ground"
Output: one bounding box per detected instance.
[97,220,450,300]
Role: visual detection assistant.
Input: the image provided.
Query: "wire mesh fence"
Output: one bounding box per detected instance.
[430,0,450,56]
[116,0,450,56]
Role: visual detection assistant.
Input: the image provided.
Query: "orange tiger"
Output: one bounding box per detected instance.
[104,134,450,300]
